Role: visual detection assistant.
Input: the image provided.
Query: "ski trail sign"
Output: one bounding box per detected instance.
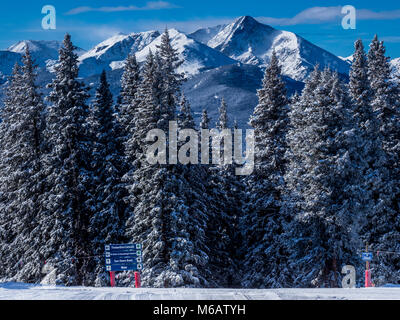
[105,244,143,272]
[362,252,373,262]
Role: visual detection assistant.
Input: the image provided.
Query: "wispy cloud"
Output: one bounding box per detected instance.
[381,36,400,43]
[357,9,400,20]
[131,17,234,33]
[138,7,400,32]
[255,6,400,26]
[257,6,343,26]
[66,1,180,15]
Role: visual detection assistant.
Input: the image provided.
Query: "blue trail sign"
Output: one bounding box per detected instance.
[105,244,143,272]
[362,252,373,262]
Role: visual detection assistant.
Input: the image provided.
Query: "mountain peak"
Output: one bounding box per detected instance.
[8,40,62,54]
[233,16,273,31]
[206,15,275,64]
[6,40,79,69]
[78,30,160,77]
[134,28,237,76]
[200,16,350,81]
[235,16,258,25]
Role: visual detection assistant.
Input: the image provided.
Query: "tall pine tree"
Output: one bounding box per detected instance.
[157,28,184,131]
[242,52,290,288]
[285,68,365,288]
[40,34,92,286]
[118,51,141,171]
[206,98,242,287]
[0,48,45,283]
[367,36,400,285]
[88,71,125,286]
[125,33,207,287]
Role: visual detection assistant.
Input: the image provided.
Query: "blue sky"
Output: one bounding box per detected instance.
[1,1,399,58]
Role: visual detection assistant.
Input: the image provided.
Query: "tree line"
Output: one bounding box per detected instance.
[0,30,399,288]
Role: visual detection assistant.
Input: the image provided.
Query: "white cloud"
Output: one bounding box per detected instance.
[257,6,343,26]
[255,6,400,26]
[66,1,180,15]
[121,7,400,32]
[381,36,400,43]
[357,9,400,20]
[131,17,233,33]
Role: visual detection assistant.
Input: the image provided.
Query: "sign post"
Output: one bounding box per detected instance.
[135,271,141,288]
[110,271,116,288]
[362,243,373,288]
[105,244,143,288]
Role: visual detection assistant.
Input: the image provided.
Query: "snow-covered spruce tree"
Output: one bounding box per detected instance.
[282,70,322,283]
[177,94,195,129]
[368,36,400,161]
[112,94,128,182]
[283,68,321,288]
[208,98,232,287]
[87,71,125,286]
[40,34,92,286]
[157,28,184,131]
[242,52,290,288]
[284,67,365,288]
[0,71,18,280]
[200,109,211,131]
[200,109,213,166]
[123,51,161,181]
[204,98,243,288]
[125,43,206,287]
[350,40,394,286]
[196,108,222,287]
[367,36,400,285]
[177,94,213,287]
[216,98,228,131]
[0,49,45,283]
[118,51,141,166]
[116,53,144,286]
[123,51,161,286]
[0,64,24,281]
[118,51,141,141]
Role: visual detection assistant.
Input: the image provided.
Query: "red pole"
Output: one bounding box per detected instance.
[365,269,372,288]
[135,272,141,288]
[365,260,372,288]
[364,243,371,288]
[110,271,116,288]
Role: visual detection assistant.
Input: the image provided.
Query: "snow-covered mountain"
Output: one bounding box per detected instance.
[189,24,227,45]
[339,55,400,80]
[0,16,377,126]
[0,51,22,79]
[182,63,304,129]
[78,29,237,78]
[191,16,350,81]
[339,55,353,64]
[81,61,303,132]
[78,31,160,77]
[9,40,61,62]
[8,40,86,70]
[391,58,400,80]
[134,29,237,76]
[0,16,354,85]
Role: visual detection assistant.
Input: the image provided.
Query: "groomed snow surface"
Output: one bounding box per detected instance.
[1,283,400,300]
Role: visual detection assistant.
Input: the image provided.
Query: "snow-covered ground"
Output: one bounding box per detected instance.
[0,283,400,300]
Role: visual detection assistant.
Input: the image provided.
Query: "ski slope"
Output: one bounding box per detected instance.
[1,283,400,300]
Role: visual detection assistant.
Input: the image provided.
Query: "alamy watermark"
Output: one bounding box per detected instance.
[341,265,356,288]
[145,121,255,176]
[42,5,56,30]
[342,5,356,30]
